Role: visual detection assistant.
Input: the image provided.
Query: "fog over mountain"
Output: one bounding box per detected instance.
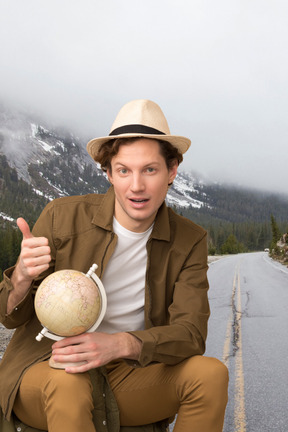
[1,1,287,195]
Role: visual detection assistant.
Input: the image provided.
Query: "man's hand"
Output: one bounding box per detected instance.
[51,331,142,373]
[7,218,51,314]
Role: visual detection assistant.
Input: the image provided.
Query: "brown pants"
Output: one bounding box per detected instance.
[14,356,228,432]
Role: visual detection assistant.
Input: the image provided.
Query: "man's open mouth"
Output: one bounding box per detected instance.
[130,199,149,203]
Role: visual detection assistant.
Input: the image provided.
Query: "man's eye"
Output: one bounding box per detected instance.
[119,169,128,174]
[146,167,155,173]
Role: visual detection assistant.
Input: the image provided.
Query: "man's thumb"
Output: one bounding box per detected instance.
[17,218,34,240]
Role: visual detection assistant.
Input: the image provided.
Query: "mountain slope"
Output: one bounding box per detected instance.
[0,102,206,208]
[1,100,288,229]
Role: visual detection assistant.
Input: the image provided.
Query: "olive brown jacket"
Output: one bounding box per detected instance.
[0,187,210,431]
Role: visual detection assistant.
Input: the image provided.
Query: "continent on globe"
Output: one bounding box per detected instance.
[35,264,107,342]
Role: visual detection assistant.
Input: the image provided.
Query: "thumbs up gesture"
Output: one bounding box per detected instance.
[7,218,52,314]
[17,217,34,241]
[16,217,51,280]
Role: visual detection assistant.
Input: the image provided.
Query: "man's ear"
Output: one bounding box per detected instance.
[107,169,113,184]
[168,160,178,185]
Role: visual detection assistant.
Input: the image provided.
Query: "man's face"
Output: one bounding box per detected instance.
[107,138,178,232]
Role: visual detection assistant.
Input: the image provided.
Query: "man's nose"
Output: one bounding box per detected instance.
[130,173,145,191]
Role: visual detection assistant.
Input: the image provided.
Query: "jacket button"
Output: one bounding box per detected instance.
[103,420,107,426]
[16,427,22,432]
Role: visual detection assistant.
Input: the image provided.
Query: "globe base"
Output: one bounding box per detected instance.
[49,356,87,370]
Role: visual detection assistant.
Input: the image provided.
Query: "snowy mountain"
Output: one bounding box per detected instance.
[2,100,288,233]
[2,100,288,262]
[0,102,207,209]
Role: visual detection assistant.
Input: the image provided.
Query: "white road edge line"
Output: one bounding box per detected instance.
[262,254,288,275]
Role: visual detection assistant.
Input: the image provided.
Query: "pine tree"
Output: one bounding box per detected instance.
[220,234,245,254]
[270,214,281,250]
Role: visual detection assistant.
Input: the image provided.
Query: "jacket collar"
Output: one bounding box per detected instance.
[92,186,115,231]
[150,202,171,242]
[92,186,171,242]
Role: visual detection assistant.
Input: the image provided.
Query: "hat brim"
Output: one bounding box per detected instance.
[87,133,191,162]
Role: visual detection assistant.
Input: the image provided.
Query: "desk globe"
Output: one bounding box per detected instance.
[34,264,107,368]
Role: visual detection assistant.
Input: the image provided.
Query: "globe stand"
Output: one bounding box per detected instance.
[35,264,107,370]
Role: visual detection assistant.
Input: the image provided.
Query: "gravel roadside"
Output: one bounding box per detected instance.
[0,324,14,360]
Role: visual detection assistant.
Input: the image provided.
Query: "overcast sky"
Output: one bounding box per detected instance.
[1,0,287,194]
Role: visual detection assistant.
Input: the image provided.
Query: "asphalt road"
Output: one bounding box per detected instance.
[205,252,288,432]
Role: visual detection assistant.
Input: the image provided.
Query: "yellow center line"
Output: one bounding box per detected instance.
[222,264,247,431]
[222,271,236,368]
[234,266,246,432]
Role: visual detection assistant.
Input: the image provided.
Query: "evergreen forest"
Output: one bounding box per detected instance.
[179,187,288,255]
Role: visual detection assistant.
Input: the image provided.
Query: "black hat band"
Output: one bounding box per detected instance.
[109,124,166,137]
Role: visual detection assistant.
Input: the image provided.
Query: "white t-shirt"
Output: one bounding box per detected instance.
[96,217,153,334]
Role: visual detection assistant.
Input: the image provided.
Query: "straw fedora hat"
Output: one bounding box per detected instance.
[87,99,191,162]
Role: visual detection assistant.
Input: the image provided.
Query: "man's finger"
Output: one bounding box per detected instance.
[17,217,34,240]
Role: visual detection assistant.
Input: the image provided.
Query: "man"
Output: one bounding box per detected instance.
[0,99,228,432]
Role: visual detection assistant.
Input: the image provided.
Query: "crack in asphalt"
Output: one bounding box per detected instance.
[231,283,240,356]
[231,278,250,357]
